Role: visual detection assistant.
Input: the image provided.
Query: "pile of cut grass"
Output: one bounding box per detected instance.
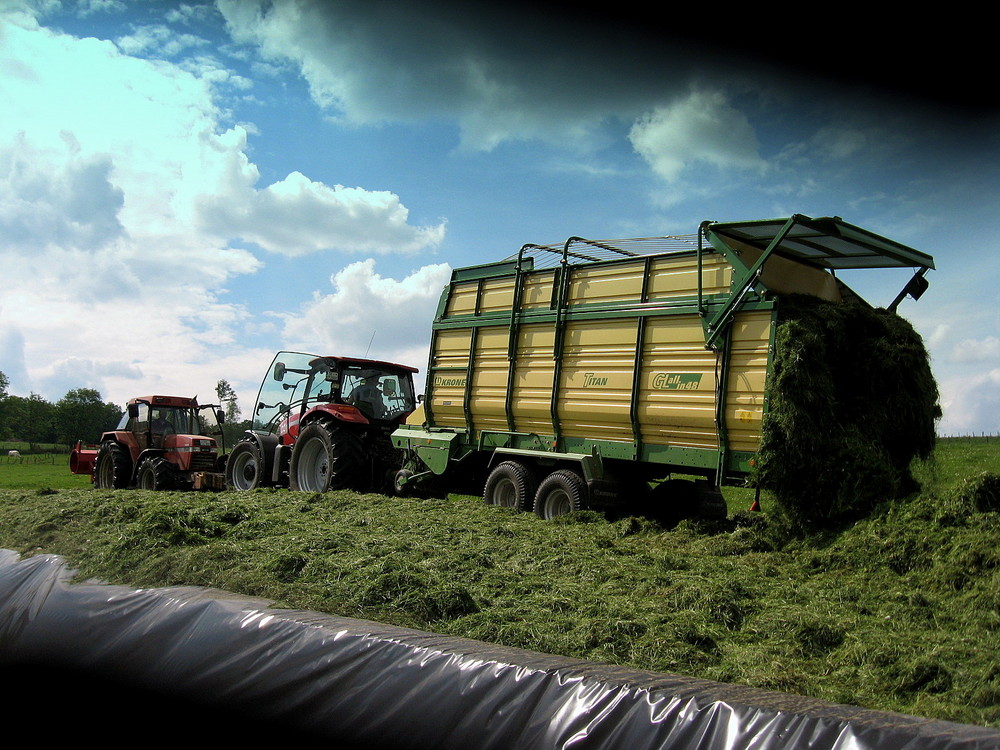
[753,295,940,530]
[1,439,998,729]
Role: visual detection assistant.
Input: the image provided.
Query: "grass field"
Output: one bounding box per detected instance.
[1,438,998,728]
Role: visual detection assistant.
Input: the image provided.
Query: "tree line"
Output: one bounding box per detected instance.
[0,371,249,450]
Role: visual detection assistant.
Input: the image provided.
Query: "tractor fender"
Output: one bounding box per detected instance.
[303,404,370,426]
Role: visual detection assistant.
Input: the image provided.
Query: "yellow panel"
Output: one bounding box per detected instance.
[508,324,555,433]
[638,314,720,449]
[723,310,771,452]
[566,262,644,306]
[520,270,556,309]
[469,326,510,432]
[444,281,478,317]
[646,253,733,301]
[558,319,638,442]
[479,278,516,314]
[429,328,472,427]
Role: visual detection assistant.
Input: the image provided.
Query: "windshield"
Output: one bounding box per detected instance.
[123,402,221,447]
[253,351,317,431]
[341,365,416,421]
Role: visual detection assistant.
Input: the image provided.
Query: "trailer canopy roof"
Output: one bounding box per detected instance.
[705,214,935,271]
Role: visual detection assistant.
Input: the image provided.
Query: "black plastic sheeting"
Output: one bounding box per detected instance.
[2,548,998,749]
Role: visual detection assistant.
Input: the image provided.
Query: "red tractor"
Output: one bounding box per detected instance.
[225,351,418,493]
[70,395,227,490]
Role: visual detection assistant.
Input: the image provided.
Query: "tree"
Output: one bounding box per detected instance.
[4,393,56,449]
[0,370,9,440]
[215,379,241,422]
[215,379,248,448]
[55,388,122,445]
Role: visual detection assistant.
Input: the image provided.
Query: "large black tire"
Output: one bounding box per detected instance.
[137,456,175,491]
[93,441,132,489]
[289,422,364,492]
[225,439,269,491]
[534,469,587,519]
[482,460,535,511]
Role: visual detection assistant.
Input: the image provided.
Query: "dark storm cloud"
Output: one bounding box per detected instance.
[219,0,993,151]
[218,0,803,150]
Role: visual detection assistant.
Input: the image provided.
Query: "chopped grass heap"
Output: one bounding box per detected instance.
[1,439,998,728]
[753,294,941,530]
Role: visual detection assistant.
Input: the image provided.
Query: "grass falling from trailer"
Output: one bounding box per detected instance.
[752,294,941,531]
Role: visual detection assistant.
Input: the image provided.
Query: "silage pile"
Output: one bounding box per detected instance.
[753,294,941,530]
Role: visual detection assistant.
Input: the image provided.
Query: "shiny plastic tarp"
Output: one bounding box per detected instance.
[2,548,998,749]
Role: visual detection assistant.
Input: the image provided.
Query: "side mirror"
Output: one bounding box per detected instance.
[273,361,286,381]
[216,410,225,424]
[128,403,140,419]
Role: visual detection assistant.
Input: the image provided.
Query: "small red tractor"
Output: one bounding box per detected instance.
[70,395,227,490]
[225,351,418,493]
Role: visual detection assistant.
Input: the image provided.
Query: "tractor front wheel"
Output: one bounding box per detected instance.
[226,439,269,491]
[289,422,364,493]
[137,456,175,491]
[94,441,132,489]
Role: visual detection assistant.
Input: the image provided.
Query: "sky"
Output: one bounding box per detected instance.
[0,0,997,435]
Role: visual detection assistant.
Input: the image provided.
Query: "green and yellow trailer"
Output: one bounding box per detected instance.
[391,214,935,520]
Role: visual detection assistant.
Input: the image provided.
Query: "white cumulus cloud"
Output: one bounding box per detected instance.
[0,8,448,407]
[200,169,446,257]
[281,259,452,385]
[629,89,767,182]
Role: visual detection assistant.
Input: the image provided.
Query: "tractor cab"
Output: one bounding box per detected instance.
[253,352,418,442]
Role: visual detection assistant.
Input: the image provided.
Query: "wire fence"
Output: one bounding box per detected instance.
[937,434,1000,442]
[2,453,66,465]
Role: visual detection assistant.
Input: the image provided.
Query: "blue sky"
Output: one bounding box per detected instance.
[1,0,997,434]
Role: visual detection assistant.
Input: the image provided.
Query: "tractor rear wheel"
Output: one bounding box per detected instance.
[94,441,132,489]
[534,469,587,519]
[137,456,175,491]
[482,460,535,511]
[226,439,268,491]
[289,422,364,493]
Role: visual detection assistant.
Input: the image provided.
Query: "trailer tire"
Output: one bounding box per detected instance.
[289,421,363,493]
[137,456,175,491]
[534,469,587,520]
[94,441,132,489]
[483,460,535,511]
[226,439,269,491]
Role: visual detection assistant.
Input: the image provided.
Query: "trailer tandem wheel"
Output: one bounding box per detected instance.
[534,469,587,520]
[482,460,535,511]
